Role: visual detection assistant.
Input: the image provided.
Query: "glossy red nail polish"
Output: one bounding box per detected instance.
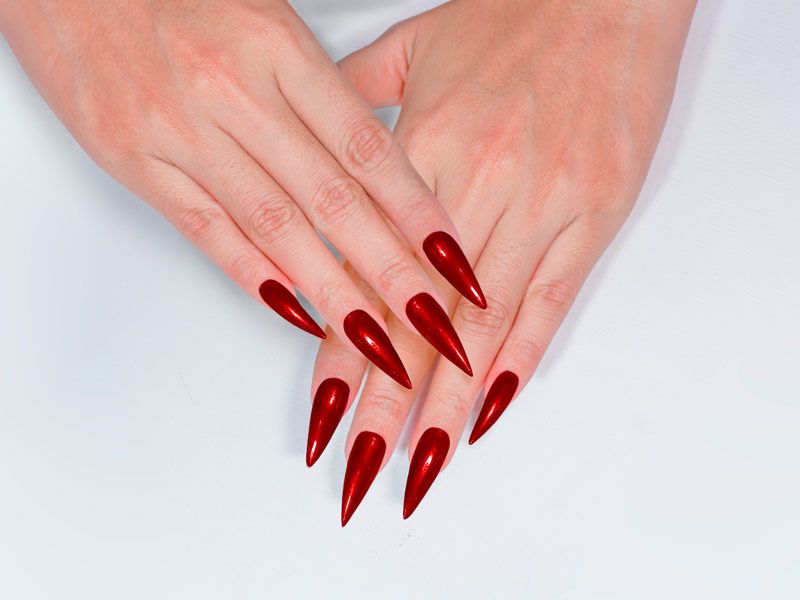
[343,310,411,389]
[259,280,326,339]
[423,231,487,309]
[406,293,472,376]
[469,371,520,444]
[341,431,386,526]
[306,378,350,467]
[403,427,450,519]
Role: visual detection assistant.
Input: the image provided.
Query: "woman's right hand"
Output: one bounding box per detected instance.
[0,0,481,386]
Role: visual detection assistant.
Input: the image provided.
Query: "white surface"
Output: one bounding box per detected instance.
[2,1,799,598]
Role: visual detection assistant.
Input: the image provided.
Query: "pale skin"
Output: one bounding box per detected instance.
[1,0,697,474]
[0,0,459,349]
[313,0,697,466]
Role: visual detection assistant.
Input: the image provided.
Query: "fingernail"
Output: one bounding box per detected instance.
[406,293,472,376]
[306,378,350,467]
[403,427,450,519]
[343,310,411,389]
[423,231,487,309]
[469,371,520,444]
[341,431,386,526]
[258,280,326,339]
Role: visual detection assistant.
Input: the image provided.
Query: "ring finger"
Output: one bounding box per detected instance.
[402,206,565,518]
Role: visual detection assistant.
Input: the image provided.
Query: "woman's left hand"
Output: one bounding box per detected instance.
[307,0,696,524]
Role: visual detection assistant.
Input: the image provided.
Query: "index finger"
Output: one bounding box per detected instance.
[273,31,486,309]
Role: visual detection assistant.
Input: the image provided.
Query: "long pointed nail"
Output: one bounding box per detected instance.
[423,231,487,309]
[258,280,326,338]
[403,427,450,519]
[469,371,520,444]
[306,378,350,467]
[341,431,386,526]
[343,310,411,389]
[406,293,472,376]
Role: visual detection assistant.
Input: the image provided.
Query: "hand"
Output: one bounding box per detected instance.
[307,0,697,523]
[0,0,482,386]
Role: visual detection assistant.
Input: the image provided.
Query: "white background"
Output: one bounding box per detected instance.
[1,1,799,598]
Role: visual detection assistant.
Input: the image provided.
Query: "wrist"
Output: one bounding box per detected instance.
[466,0,696,53]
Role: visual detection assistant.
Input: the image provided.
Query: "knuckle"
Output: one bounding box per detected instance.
[256,9,305,55]
[310,175,365,229]
[175,40,238,95]
[374,254,415,294]
[175,205,223,243]
[565,237,603,273]
[360,391,406,423]
[457,297,510,338]
[436,389,470,416]
[395,194,431,229]
[463,124,525,181]
[343,119,394,172]
[247,194,297,244]
[517,204,547,232]
[528,278,577,313]
[315,276,345,315]
[504,335,546,371]
[228,252,262,285]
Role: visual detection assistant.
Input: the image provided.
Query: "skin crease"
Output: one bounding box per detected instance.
[0,0,476,370]
[311,0,697,486]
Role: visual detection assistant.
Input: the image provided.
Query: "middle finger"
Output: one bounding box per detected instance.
[334,190,503,525]
[218,94,472,374]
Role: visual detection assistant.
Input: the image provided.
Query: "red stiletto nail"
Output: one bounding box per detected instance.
[403,427,450,519]
[406,293,472,376]
[258,280,326,339]
[306,378,350,467]
[343,310,411,389]
[423,231,487,309]
[341,431,386,526]
[469,371,520,444]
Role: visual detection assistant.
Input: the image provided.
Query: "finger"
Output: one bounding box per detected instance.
[470,217,606,444]
[339,203,509,525]
[306,263,384,467]
[180,129,411,388]
[402,209,565,518]
[339,313,439,526]
[217,97,471,373]
[138,159,323,335]
[274,33,486,309]
[336,23,412,108]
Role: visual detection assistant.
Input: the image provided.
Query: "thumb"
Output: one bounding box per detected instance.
[338,22,414,108]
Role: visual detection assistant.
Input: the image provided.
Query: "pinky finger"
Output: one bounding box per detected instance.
[140,159,325,337]
[469,218,607,444]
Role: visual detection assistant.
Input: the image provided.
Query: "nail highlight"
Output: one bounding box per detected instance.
[341,431,386,526]
[423,231,487,309]
[343,310,411,389]
[469,371,520,444]
[406,293,472,376]
[306,378,350,467]
[258,280,326,339]
[403,427,450,519]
